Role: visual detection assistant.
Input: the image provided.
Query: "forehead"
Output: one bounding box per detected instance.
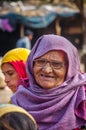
[40,50,67,61]
[1,63,14,71]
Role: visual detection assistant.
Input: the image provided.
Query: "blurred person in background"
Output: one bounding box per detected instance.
[0,104,38,130]
[16,29,33,50]
[1,48,30,93]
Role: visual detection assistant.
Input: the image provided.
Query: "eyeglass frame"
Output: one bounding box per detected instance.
[33,58,66,70]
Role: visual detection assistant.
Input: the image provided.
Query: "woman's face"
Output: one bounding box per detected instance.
[1,63,20,92]
[33,50,68,89]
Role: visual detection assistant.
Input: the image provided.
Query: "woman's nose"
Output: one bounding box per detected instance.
[42,63,53,73]
[5,75,10,83]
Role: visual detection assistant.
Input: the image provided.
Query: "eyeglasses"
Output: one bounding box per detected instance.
[34,59,66,69]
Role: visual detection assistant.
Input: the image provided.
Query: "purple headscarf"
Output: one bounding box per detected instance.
[11,34,86,130]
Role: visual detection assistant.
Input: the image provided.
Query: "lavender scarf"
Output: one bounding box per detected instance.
[11,34,86,130]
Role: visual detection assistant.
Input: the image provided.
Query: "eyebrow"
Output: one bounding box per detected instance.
[36,58,65,63]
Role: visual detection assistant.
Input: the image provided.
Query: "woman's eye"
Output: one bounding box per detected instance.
[52,62,60,67]
[8,72,14,76]
[37,60,45,64]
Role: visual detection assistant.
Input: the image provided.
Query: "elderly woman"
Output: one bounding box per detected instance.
[11,34,86,130]
[1,48,30,93]
[0,104,38,130]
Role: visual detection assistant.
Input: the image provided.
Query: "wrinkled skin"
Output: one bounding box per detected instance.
[33,50,68,89]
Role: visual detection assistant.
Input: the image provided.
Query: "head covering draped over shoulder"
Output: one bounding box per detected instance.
[0,104,37,128]
[12,35,86,130]
[1,48,30,79]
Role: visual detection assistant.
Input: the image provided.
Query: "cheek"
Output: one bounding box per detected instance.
[12,75,20,88]
[61,69,67,80]
[12,73,20,82]
[33,66,42,81]
[15,74,20,81]
[33,66,40,75]
[56,69,67,79]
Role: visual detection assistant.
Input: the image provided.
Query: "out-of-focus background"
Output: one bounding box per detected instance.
[0,0,86,103]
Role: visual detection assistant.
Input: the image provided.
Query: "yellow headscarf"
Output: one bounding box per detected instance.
[1,48,30,64]
[0,104,37,128]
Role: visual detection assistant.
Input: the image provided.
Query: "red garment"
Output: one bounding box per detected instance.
[10,60,28,79]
